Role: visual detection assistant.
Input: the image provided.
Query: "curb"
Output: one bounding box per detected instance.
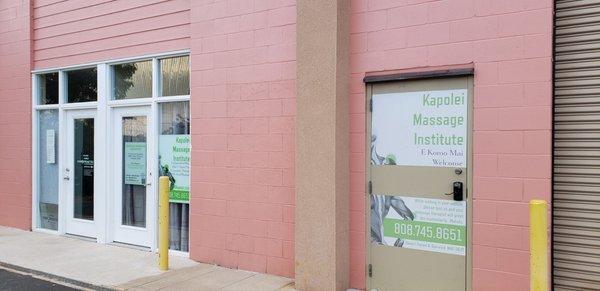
[0,261,114,291]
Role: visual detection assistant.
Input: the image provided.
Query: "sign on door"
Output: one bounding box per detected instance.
[371,89,468,168]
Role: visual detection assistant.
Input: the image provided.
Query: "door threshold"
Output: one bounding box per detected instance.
[63,233,96,242]
[109,241,151,252]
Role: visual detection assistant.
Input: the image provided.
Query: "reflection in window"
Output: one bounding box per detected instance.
[39,73,58,105]
[160,102,190,134]
[67,68,97,103]
[160,56,190,97]
[38,110,59,230]
[113,61,152,100]
[160,101,190,251]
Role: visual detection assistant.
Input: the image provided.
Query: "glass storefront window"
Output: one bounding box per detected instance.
[160,56,190,97]
[113,61,152,100]
[159,101,190,251]
[33,54,190,246]
[38,110,59,230]
[122,116,148,228]
[67,68,97,103]
[39,73,58,105]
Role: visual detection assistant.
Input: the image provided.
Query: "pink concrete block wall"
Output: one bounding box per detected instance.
[0,0,554,287]
[349,0,553,289]
[0,0,32,230]
[25,0,297,278]
[188,0,296,278]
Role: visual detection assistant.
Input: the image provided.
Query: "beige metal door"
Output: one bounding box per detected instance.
[367,76,472,291]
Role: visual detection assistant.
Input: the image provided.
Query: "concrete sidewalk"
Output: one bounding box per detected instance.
[118,265,294,291]
[0,226,294,290]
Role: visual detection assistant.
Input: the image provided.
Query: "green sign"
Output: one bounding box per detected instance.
[124,142,146,186]
[383,218,466,247]
[159,135,190,203]
[372,195,466,255]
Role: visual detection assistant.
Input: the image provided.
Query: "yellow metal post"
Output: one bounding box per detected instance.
[159,176,170,271]
[530,199,548,291]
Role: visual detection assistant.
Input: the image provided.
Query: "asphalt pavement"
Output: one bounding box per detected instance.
[0,268,78,291]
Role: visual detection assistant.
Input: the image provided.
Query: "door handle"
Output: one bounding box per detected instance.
[63,168,70,181]
[445,182,463,201]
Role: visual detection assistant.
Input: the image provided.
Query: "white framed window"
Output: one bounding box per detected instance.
[32,50,191,254]
[159,55,190,97]
[111,60,153,100]
[157,55,191,252]
[65,67,98,103]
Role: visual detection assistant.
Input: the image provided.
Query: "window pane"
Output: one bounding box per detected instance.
[169,203,189,252]
[122,116,147,228]
[67,68,97,103]
[38,110,59,230]
[161,56,190,97]
[113,61,152,100]
[159,101,190,251]
[39,73,58,105]
[74,118,94,220]
[160,102,190,134]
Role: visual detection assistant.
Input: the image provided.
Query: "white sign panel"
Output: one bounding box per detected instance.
[371,194,466,256]
[371,89,467,167]
[46,129,55,164]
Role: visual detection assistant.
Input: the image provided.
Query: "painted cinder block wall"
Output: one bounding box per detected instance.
[28,0,297,278]
[188,1,297,278]
[348,0,553,289]
[0,0,555,289]
[0,0,32,230]
[6,0,297,279]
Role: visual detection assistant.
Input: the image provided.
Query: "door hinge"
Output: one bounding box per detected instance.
[369,99,373,112]
[368,181,372,194]
[368,264,373,277]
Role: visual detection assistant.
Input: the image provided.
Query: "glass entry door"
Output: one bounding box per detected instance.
[65,110,97,238]
[112,106,155,247]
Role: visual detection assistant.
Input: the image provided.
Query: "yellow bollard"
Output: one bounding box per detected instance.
[530,199,548,291]
[159,176,170,271]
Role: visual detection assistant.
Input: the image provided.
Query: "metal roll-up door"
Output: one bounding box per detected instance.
[555,1,600,289]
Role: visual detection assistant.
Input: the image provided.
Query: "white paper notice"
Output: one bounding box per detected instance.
[46,129,55,164]
[371,89,468,168]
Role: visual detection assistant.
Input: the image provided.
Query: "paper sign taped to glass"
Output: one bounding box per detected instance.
[124,142,147,186]
[371,89,468,168]
[371,194,466,256]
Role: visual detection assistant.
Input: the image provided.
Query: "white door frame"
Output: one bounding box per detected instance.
[58,104,107,243]
[109,105,157,248]
[63,109,98,238]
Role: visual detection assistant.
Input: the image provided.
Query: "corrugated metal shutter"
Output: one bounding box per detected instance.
[555,1,600,289]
